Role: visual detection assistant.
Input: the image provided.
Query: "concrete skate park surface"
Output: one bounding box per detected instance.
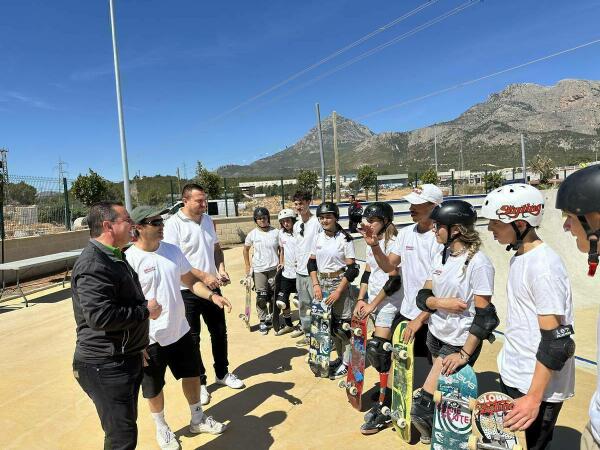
[0,189,596,449]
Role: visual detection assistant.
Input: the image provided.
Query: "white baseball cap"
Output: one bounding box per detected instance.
[403,184,443,205]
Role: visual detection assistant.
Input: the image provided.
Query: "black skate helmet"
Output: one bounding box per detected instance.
[430,200,477,264]
[556,164,600,276]
[253,207,270,224]
[363,202,394,234]
[317,202,339,220]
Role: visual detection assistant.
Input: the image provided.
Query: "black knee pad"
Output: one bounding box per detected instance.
[366,336,392,373]
[256,290,269,309]
[276,290,290,308]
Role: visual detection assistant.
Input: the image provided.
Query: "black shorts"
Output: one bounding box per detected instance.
[142,331,200,398]
[391,313,431,360]
[425,330,482,366]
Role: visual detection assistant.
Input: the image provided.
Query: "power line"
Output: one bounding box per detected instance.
[357,37,600,120]
[206,0,441,123]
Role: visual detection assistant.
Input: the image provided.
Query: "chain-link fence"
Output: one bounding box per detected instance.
[1,175,78,239]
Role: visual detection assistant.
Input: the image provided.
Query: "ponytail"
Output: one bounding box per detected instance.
[336,223,354,242]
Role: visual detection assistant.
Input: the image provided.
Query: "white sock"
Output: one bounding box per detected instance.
[151,410,169,430]
[190,400,204,424]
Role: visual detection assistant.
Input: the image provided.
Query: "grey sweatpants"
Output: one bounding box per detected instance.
[254,269,276,321]
[296,274,313,334]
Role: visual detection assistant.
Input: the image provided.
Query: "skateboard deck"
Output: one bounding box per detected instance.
[338,316,367,410]
[469,392,527,450]
[307,293,332,378]
[432,364,478,450]
[238,276,252,330]
[272,269,283,333]
[381,320,414,442]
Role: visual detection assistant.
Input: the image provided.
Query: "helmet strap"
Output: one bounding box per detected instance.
[578,215,599,277]
[441,225,457,265]
[506,222,532,252]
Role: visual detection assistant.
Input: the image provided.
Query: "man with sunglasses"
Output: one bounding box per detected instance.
[163,184,245,407]
[126,206,230,449]
[71,202,162,450]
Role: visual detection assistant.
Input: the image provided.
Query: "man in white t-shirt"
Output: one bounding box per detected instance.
[163,184,245,407]
[291,190,322,347]
[483,184,575,450]
[127,206,230,449]
[364,184,443,361]
[555,165,600,450]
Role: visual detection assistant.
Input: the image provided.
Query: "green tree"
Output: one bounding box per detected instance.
[195,162,223,198]
[530,154,557,185]
[348,180,361,195]
[7,181,37,205]
[484,171,504,191]
[71,169,110,206]
[420,167,439,185]
[296,169,319,192]
[357,165,377,200]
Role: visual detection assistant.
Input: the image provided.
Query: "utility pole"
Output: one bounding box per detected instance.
[520,133,527,182]
[315,103,326,202]
[109,0,132,211]
[332,111,340,202]
[434,124,438,174]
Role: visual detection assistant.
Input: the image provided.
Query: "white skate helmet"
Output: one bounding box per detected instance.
[481,183,544,227]
[278,208,297,221]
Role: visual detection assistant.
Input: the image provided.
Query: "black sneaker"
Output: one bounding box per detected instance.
[360,410,391,435]
[363,403,381,423]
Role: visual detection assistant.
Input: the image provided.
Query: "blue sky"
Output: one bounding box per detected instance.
[1,0,599,181]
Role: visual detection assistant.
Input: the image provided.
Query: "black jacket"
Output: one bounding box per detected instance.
[72,239,149,363]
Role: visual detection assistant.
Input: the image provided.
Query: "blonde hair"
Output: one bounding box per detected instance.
[454,224,482,275]
[383,223,398,252]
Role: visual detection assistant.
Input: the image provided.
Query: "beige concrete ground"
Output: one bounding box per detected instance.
[0,244,596,450]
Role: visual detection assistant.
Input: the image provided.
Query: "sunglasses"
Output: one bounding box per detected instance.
[142,218,164,227]
[300,222,305,236]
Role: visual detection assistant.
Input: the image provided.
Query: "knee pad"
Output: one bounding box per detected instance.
[366,336,392,373]
[256,290,269,309]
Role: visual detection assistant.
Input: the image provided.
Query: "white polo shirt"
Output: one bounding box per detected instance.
[126,242,192,346]
[294,214,321,276]
[163,210,219,289]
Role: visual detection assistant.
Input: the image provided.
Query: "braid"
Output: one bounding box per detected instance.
[456,224,482,275]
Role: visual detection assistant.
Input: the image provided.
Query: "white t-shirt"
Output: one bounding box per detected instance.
[311,230,355,273]
[590,316,600,441]
[244,227,279,273]
[163,210,219,290]
[428,250,495,346]
[365,237,403,309]
[391,223,443,320]
[125,242,192,347]
[294,214,321,276]
[497,243,575,403]
[279,229,297,279]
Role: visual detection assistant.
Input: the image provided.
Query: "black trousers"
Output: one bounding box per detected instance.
[73,355,143,450]
[182,289,229,384]
[500,380,564,450]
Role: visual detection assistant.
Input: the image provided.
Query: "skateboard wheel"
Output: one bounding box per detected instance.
[338,380,346,389]
[468,435,479,450]
[398,349,408,360]
[468,398,478,411]
[342,322,351,331]
[349,386,358,396]
[292,298,300,307]
[353,328,362,337]
[380,406,391,417]
[433,390,442,405]
[396,418,407,429]
[382,342,392,352]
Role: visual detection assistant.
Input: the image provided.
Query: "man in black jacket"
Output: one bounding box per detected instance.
[71,202,161,450]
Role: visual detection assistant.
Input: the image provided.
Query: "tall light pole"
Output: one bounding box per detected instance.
[109,0,132,211]
[434,124,438,173]
[332,111,340,202]
[520,133,527,183]
[315,103,326,201]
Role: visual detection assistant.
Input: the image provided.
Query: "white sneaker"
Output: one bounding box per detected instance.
[200,384,211,405]
[276,300,287,309]
[216,372,245,389]
[156,427,180,450]
[189,415,227,435]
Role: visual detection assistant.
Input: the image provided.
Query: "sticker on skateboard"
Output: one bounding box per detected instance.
[306,293,332,378]
[338,316,367,410]
[239,275,252,330]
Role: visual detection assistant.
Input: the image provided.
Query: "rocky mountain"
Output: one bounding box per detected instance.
[217,79,600,178]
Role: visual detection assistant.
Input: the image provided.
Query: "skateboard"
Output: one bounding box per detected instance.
[338,316,367,410]
[306,293,332,378]
[468,392,526,450]
[238,275,252,330]
[381,320,414,442]
[272,269,283,333]
[431,364,478,450]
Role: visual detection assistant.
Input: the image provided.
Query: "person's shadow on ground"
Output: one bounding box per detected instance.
[174,380,301,450]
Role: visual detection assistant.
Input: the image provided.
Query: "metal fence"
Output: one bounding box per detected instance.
[1,175,76,239]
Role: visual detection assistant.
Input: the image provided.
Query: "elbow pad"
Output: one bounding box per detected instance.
[307,258,318,274]
[360,271,370,285]
[344,263,360,282]
[383,275,402,296]
[416,288,435,313]
[536,325,576,371]
[469,304,500,342]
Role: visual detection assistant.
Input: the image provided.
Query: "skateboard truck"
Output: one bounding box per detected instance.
[433,390,478,411]
[342,322,362,336]
[467,436,523,450]
[338,380,358,396]
[380,406,408,428]
[383,342,408,360]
